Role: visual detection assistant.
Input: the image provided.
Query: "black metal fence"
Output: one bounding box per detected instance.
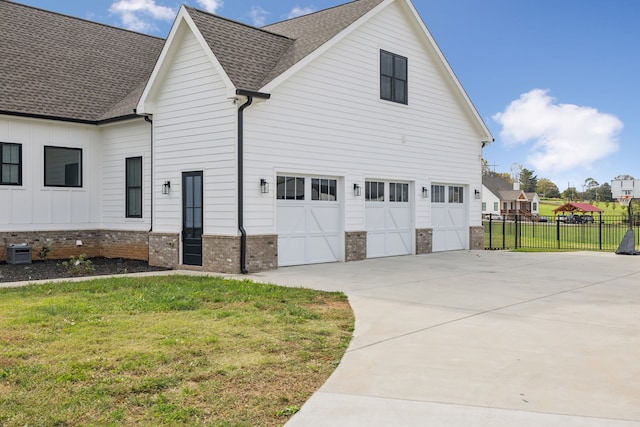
[484,214,640,252]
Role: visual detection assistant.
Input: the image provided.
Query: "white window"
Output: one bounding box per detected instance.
[389,182,409,202]
[365,181,385,201]
[431,185,445,203]
[277,176,304,200]
[311,178,337,201]
[449,186,464,203]
[494,202,499,211]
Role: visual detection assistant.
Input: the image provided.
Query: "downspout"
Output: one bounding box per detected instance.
[144,115,154,232]
[237,96,253,274]
[236,89,271,274]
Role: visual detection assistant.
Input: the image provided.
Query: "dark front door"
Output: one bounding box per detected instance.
[182,171,203,266]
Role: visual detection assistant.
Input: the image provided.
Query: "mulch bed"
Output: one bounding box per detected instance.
[0,258,170,283]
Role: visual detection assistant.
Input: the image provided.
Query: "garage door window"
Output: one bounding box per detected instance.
[311,178,337,201]
[431,185,445,203]
[389,183,409,202]
[365,181,384,201]
[277,176,304,200]
[449,186,464,203]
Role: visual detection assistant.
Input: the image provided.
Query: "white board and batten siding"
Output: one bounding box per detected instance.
[149,27,237,236]
[100,119,152,230]
[0,115,101,231]
[243,1,483,262]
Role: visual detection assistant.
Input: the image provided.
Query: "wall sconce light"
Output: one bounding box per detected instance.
[162,180,171,195]
[353,183,361,197]
[260,178,270,194]
[474,189,481,199]
[422,186,429,198]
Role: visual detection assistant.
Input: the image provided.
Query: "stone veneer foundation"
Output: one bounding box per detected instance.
[148,232,179,269]
[469,226,484,250]
[345,231,367,261]
[201,234,278,274]
[415,228,433,254]
[1,230,149,262]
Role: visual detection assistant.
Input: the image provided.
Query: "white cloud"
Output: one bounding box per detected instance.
[249,6,268,26]
[109,0,175,32]
[195,0,222,14]
[493,89,623,176]
[287,6,316,19]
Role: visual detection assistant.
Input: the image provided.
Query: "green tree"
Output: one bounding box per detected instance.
[583,177,599,201]
[536,178,560,198]
[598,182,613,202]
[519,168,538,192]
[562,187,579,201]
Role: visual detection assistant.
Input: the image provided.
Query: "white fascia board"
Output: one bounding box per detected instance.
[260,0,392,94]
[136,6,237,115]
[400,0,493,144]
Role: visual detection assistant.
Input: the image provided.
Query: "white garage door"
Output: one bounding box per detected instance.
[431,184,468,252]
[277,176,343,266]
[365,181,413,258]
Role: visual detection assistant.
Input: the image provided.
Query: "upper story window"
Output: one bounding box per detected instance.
[126,157,142,218]
[44,146,82,187]
[1,142,22,185]
[380,50,408,104]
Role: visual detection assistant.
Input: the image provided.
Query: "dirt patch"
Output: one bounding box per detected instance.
[0,258,170,283]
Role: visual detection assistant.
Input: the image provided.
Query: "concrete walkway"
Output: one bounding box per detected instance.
[243,251,640,426]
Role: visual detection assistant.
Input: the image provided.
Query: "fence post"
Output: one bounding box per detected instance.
[488,215,493,250]
[556,218,561,249]
[502,215,506,250]
[515,214,519,249]
[599,218,602,251]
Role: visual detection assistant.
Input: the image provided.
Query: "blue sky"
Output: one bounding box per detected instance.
[14,0,640,192]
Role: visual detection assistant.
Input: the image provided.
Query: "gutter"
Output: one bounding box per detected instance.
[0,110,140,125]
[236,89,271,274]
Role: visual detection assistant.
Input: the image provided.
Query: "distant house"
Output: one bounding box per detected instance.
[482,176,540,219]
[1,0,493,273]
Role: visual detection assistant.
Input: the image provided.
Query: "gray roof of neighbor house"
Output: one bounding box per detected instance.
[483,176,538,202]
[0,0,165,123]
[186,0,384,91]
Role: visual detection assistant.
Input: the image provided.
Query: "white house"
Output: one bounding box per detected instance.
[0,0,493,273]
[482,176,540,219]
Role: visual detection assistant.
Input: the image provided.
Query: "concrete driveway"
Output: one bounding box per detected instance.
[246,251,640,426]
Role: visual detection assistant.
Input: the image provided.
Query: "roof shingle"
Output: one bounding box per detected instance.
[0,0,385,121]
[0,0,164,122]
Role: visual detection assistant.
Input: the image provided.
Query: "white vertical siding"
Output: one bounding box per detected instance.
[0,115,101,231]
[100,119,152,230]
[151,28,237,235]
[244,1,484,235]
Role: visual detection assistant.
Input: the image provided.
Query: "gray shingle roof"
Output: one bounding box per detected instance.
[187,0,385,91]
[0,0,384,122]
[185,7,293,91]
[260,0,385,87]
[0,0,164,122]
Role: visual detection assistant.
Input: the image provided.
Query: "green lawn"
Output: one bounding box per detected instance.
[539,198,627,218]
[484,219,632,251]
[0,275,354,426]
